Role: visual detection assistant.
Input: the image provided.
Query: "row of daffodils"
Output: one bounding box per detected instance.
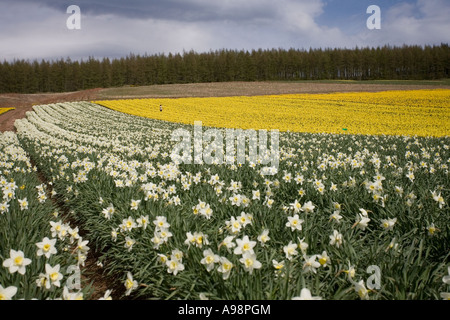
[0,131,104,300]
[1,96,448,300]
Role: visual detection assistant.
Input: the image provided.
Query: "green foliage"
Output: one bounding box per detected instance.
[0,132,93,300]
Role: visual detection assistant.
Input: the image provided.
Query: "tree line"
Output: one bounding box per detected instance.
[0,44,449,94]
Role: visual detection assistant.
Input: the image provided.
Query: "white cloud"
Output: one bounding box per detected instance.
[358,0,450,47]
[0,2,215,61]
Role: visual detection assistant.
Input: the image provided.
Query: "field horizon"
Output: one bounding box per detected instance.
[97,79,450,99]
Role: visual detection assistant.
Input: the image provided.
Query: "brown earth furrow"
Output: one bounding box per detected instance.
[0,88,102,132]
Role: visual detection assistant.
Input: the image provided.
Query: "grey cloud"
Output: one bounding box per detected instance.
[1,0,449,62]
[12,0,278,22]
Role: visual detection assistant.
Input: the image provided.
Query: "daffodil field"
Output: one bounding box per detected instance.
[95,89,450,137]
[1,89,449,300]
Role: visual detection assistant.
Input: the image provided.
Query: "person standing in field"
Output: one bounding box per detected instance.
[160,105,163,112]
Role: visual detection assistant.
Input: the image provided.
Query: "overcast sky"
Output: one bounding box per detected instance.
[1,0,449,62]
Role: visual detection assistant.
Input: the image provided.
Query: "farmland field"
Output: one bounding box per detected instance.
[1,85,448,300]
[95,89,450,137]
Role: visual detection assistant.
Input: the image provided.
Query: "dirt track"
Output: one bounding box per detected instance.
[0,88,102,132]
[1,82,449,132]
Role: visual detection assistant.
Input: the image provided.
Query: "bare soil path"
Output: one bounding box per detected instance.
[0,88,102,132]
